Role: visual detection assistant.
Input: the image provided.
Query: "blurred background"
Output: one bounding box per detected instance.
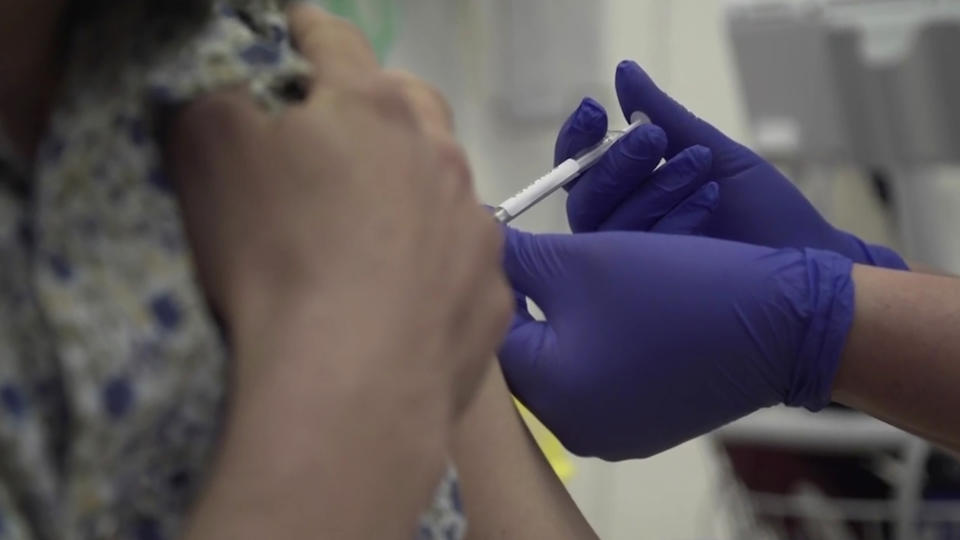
[325,0,960,538]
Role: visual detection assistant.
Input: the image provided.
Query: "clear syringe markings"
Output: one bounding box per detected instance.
[493,112,650,224]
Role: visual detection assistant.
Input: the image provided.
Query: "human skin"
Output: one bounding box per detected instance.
[834,266,960,454]
[0,2,597,537]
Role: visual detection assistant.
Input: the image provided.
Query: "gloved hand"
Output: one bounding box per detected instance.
[556,97,720,235]
[556,60,908,270]
[500,228,855,461]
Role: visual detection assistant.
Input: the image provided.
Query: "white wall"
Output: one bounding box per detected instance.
[601,0,749,143]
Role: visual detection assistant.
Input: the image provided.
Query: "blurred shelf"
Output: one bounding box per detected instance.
[713,407,918,452]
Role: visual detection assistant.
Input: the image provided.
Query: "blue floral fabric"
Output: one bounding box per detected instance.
[0,3,465,539]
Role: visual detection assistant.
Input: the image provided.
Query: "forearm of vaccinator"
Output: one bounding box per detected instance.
[833,265,960,453]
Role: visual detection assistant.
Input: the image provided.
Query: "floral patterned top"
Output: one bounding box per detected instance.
[0,3,465,539]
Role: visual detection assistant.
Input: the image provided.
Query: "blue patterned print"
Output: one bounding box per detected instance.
[0,2,467,539]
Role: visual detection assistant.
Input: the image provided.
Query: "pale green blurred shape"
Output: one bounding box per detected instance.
[313,0,397,61]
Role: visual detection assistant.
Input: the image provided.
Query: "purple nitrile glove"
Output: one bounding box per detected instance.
[500,228,855,461]
[556,61,908,270]
[557,97,720,235]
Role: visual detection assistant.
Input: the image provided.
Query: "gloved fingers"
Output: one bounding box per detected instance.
[500,228,568,437]
[596,145,712,232]
[555,97,609,167]
[509,288,535,328]
[502,227,561,305]
[497,212,548,325]
[615,60,742,165]
[566,123,668,232]
[497,318,559,419]
[651,181,720,235]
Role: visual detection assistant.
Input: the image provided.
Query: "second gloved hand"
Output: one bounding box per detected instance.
[501,229,855,461]
[555,96,720,235]
[556,61,907,270]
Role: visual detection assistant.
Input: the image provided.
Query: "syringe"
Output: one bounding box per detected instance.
[493,112,649,224]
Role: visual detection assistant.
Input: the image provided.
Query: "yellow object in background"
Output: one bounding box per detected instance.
[516,400,575,481]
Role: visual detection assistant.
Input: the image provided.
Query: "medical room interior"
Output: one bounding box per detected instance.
[324,0,960,538]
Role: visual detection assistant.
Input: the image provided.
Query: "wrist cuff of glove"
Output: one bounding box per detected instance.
[785,249,856,412]
[841,231,909,271]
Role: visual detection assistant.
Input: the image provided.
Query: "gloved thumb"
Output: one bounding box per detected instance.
[498,314,558,413]
[554,97,608,166]
[500,227,565,412]
[615,60,744,169]
[502,227,564,308]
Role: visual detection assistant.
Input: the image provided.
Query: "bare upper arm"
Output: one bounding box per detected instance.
[166,90,594,539]
[454,362,597,539]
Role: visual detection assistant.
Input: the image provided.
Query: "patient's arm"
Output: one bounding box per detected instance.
[454,363,598,539]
